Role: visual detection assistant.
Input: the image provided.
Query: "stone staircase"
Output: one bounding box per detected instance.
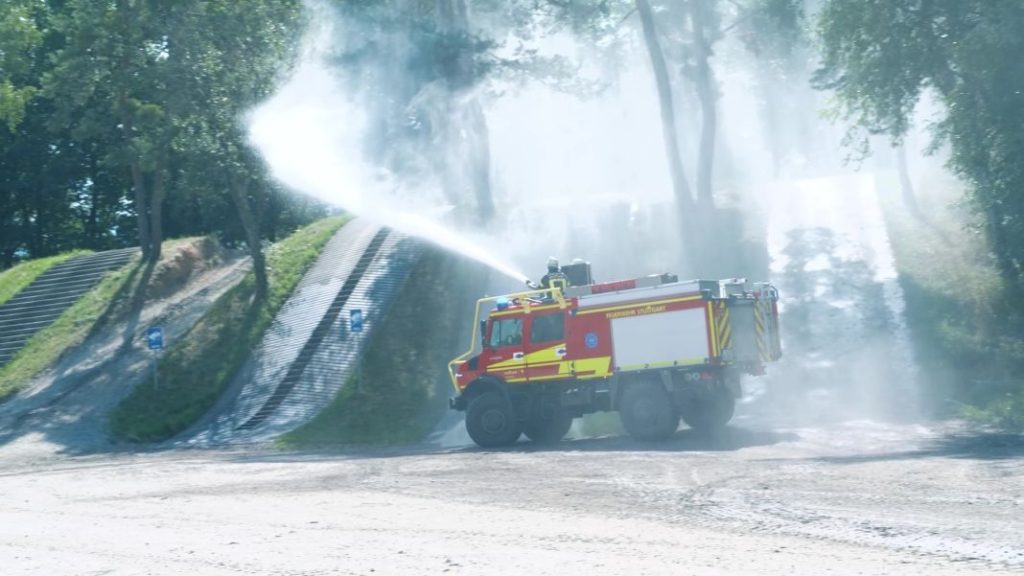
[181,220,422,445]
[0,248,138,367]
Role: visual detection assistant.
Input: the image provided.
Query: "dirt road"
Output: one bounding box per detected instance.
[2,420,1020,575]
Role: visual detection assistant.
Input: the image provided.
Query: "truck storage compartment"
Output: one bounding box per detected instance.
[610,307,711,371]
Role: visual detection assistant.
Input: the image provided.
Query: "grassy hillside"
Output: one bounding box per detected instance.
[0,250,92,307]
[280,247,487,448]
[110,217,348,443]
[880,172,1024,430]
[0,253,138,400]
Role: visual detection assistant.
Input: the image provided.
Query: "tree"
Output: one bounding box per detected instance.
[0,0,42,132]
[46,0,180,262]
[636,0,696,218]
[173,0,304,300]
[331,1,499,223]
[815,0,1024,288]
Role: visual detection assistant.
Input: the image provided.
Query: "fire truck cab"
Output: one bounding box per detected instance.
[449,266,782,448]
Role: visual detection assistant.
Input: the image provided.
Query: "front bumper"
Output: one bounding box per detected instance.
[449,395,468,411]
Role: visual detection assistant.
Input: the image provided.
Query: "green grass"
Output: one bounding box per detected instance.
[878,171,1024,430]
[0,255,139,400]
[280,247,486,448]
[110,217,348,443]
[0,250,92,307]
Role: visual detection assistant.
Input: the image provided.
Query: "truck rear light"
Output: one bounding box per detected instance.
[700,371,713,380]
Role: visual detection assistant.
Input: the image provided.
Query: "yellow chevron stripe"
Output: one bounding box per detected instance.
[707,302,718,357]
[754,306,769,361]
[716,304,732,351]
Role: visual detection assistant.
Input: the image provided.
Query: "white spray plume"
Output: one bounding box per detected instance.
[248,8,529,284]
[248,3,692,285]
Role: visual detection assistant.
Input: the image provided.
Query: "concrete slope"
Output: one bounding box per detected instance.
[0,248,138,367]
[0,248,251,459]
[182,220,422,445]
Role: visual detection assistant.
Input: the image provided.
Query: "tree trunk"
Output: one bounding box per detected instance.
[130,162,151,261]
[31,186,46,257]
[230,174,269,301]
[636,0,694,217]
[148,167,166,262]
[985,199,1022,291]
[466,101,494,222]
[895,142,922,218]
[436,0,494,223]
[266,189,280,242]
[690,0,717,211]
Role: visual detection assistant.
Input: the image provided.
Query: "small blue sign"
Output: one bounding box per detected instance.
[350,309,363,333]
[584,332,599,349]
[147,327,164,351]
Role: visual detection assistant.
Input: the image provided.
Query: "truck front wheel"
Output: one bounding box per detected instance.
[466,391,523,448]
[619,382,680,441]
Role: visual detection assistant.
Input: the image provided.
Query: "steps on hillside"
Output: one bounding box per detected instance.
[182,220,422,445]
[0,248,138,367]
[235,228,391,431]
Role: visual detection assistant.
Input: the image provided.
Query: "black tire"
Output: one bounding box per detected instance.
[619,381,680,441]
[466,391,523,448]
[523,414,573,444]
[680,385,735,433]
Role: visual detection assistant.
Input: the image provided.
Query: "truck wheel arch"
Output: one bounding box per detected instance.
[462,377,509,405]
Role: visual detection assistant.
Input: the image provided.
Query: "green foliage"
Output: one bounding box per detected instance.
[0,250,90,307]
[0,0,43,131]
[815,1,1024,287]
[0,255,139,400]
[882,175,1024,431]
[817,0,1024,428]
[281,248,485,448]
[0,0,321,268]
[110,217,347,443]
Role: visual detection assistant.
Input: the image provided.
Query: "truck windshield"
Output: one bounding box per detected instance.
[489,317,523,348]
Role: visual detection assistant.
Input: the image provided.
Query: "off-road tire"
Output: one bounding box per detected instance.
[680,385,735,433]
[523,414,573,444]
[466,391,523,448]
[619,381,680,441]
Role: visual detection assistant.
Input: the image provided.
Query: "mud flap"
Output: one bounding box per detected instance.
[724,371,742,399]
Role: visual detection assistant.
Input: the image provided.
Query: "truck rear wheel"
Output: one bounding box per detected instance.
[619,382,680,441]
[680,386,735,433]
[466,391,523,448]
[523,414,573,444]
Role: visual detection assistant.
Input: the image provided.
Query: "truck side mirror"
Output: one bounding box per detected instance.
[480,320,487,347]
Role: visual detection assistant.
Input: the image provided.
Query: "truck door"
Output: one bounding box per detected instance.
[483,315,527,383]
[524,311,568,382]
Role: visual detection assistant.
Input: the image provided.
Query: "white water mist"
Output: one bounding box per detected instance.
[248,6,528,283]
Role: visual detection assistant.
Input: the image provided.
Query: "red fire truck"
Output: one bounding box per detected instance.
[448,266,781,447]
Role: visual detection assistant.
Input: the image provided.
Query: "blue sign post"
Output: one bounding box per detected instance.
[147,327,164,351]
[147,327,164,389]
[350,309,363,333]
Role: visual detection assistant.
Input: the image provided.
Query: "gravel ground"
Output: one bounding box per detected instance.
[1,419,1021,575]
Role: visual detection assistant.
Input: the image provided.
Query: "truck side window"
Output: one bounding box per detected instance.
[489,318,522,348]
[530,313,565,344]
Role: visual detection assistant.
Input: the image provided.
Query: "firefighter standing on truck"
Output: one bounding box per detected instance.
[540,257,568,291]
